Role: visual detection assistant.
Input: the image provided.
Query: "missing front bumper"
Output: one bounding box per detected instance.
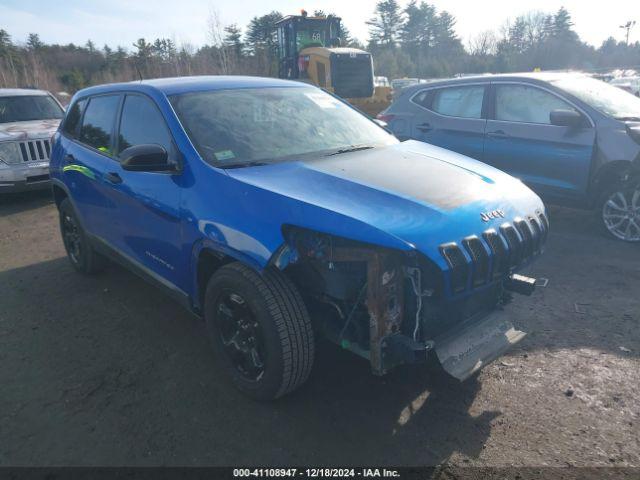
[433,308,526,381]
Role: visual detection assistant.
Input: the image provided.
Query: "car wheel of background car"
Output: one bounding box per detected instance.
[204,262,314,400]
[58,198,107,273]
[599,181,640,242]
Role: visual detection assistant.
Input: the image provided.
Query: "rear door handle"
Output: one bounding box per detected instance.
[105,172,122,184]
[486,130,509,139]
[416,122,432,132]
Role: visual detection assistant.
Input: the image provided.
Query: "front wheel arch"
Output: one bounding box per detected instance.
[590,160,636,207]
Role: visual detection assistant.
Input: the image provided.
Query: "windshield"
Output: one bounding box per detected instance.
[0,95,64,123]
[551,76,640,120]
[170,87,397,167]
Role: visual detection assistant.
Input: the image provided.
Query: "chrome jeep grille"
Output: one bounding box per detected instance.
[18,139,51,162]
[439,212,549,295]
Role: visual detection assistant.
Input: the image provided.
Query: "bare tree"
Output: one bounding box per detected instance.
[468,30,498,56]
[522,11,547,45]
[207,7,231,74]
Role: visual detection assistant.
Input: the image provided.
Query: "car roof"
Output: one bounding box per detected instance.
[0,88,52,97]
[399,71,589,95]
[74,75,309,98]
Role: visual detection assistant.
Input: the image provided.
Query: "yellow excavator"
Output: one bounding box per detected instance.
[275,11,392,117]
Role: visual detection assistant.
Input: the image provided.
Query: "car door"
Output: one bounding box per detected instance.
[101,93,184,289]
[59,94,121,239]
[483,82,596,202]
[409,84,487,161]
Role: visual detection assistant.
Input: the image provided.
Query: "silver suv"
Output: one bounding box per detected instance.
[0,89,64,193]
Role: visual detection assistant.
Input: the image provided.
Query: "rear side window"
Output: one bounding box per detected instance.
[117,95,173,157]
[495,84,577,124]
[79,95,120,154]
[62,99,87,138]
[412,90,430,108]
[431,86,484,119]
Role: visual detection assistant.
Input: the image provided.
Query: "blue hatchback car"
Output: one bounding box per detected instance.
[380,73,640,242]
[51,76,548,399]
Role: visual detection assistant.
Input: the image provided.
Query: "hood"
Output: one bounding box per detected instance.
[0,119,61,142]
[226,141,545,264]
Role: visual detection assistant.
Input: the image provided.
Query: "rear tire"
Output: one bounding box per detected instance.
[204,262,314,400]
[598,180,640,242]
[58,198,107,273]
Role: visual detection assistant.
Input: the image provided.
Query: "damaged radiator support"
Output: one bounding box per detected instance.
[329,247,408,375]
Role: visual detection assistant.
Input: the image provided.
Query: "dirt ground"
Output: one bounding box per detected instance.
[0,190,638,467]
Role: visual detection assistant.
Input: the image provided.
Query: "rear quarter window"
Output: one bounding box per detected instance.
[62,99,87,138]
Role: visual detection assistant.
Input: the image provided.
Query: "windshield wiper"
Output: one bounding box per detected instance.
[615,116,640,121]
[325,145,375,156]
[219,161,269,169]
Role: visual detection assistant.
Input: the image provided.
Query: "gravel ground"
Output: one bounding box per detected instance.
[0,190,638,467]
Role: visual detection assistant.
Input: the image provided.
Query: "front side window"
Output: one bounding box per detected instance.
[495,84,577,124]
[551,76,640,120]
[431,86,485,119]
[79,95,120,154]
[117,95,173,158]
[0,95,64,123]
[170,87,396,168]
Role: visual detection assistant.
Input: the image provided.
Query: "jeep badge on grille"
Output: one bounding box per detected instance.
[481,209,506,222]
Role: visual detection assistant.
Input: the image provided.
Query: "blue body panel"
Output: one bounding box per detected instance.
[50,76,546,310]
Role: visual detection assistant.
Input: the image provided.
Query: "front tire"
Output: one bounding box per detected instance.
[58,198,107,273]
[204,262,314,400]
[599,181,640,242]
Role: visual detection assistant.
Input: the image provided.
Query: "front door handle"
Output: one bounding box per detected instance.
[417,122,432,132]
[105,172,122,184]
[64,154,75,163]
[486,130,509,139]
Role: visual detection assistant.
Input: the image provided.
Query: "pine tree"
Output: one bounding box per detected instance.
[224,24,244,58]
[26,33,44,51]
[132,38,153,61]
[433,11,463,55]
[400,1,437,57]
[552,7,577,40]
[246,11,282,54]
[367,0,403,47]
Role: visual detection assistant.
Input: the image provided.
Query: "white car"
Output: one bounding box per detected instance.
[0,89,64,193]
[610,77,640,97]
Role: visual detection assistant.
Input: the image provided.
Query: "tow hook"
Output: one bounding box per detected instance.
[505,273,537,296]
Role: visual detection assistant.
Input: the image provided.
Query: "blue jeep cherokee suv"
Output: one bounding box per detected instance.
[51,76,548,399]
[381,73,640,242]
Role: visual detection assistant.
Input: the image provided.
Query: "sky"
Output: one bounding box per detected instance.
[0,0,638,50]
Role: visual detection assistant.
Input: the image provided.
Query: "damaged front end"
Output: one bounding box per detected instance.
[272,219,547,381]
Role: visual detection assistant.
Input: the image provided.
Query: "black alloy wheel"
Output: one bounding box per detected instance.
[214,289,266,382]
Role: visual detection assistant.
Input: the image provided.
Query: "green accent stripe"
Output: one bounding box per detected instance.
[63,164,96,180]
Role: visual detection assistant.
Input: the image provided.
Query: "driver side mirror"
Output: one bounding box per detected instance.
[120,144,176,172]
[550,109,583,128]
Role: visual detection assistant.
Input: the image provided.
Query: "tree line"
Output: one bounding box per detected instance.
[0,4,638,96]
[367,1,639,79]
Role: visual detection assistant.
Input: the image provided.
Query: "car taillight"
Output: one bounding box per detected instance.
[376,113,395,123]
